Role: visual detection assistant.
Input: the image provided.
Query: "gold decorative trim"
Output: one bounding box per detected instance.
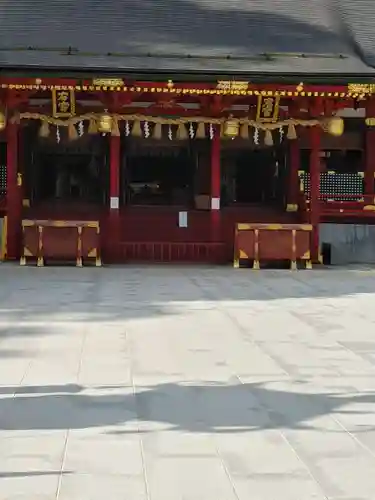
[88,248,97,258]
[286,204,298,212]
[237,223,251,230]
[348,83,375,94]
[93,78,124,87]
[51,89,76,118]
[239,249,249,259]
[23,247,33,257]
[0,82,364,98]
[22,220,35,227]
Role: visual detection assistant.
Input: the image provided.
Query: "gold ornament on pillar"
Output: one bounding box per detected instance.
[0,109,7,131]
[326,116,344,137]
[98,111,113,134]
[223,117,239,138]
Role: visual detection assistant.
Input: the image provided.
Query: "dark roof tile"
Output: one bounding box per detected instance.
[0,0,374,76]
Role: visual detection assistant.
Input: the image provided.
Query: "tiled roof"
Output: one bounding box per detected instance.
[0,0,374,77]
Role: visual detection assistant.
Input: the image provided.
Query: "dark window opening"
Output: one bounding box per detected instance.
[125,147,194,206]
[222,148,287,206]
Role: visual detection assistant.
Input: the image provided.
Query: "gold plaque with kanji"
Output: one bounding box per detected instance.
[52,89,76,117]
[256,95,280,122]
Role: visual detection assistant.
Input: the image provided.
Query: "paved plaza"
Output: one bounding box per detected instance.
[1,264,375,499]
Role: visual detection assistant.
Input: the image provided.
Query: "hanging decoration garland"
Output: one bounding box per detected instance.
[11,111,343,145]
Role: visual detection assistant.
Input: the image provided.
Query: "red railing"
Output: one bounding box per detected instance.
[119,241,227,263]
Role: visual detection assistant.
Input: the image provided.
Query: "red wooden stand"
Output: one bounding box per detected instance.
[234,222,313,270]
[20,219,102,266]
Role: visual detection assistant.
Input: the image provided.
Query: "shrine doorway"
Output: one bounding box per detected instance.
[22,124,108,214]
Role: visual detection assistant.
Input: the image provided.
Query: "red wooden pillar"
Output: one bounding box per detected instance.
[210,131,221,242]
[108,134,121,261]
[365,100,375,198]
[6,121,22,260]
[287,139,300,211]
[309,126,321,262]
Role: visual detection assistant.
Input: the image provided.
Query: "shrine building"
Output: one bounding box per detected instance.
[1,1,375,267]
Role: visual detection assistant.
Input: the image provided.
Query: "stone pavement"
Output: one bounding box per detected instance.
[1,264,375,499]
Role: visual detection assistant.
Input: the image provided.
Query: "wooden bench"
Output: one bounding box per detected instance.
[234,222,313,270]
[20,219,101,267]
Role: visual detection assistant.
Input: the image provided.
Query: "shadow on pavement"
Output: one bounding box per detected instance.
[0,382,373,434]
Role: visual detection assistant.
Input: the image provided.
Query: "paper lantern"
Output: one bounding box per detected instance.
[327,117,344,137]
[223,118,239,138]
[98,112,113,134]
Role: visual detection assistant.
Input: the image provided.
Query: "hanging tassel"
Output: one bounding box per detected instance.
[125,120,130,136]
[68,122,78,141]
[111,118,120,136]
[253,127,259,145]
[88,119,98,134]
[287,123,297,140]
[240,123,249,140]
[188,122,194,139]
[39,121,50,138]
[131,120,142,137]
[195,122,206,139]
[264,129,274,146]
[153,122,162,140]
[176,123,188,140]
[144,121,150,138]
[56,125,61,144]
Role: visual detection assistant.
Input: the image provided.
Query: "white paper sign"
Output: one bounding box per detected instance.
[178,211,188,228]
[110,196,119,210]
[211,197,220,210]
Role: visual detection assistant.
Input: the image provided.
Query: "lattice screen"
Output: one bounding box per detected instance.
[0,165,6,196]
[299,172,364,201]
